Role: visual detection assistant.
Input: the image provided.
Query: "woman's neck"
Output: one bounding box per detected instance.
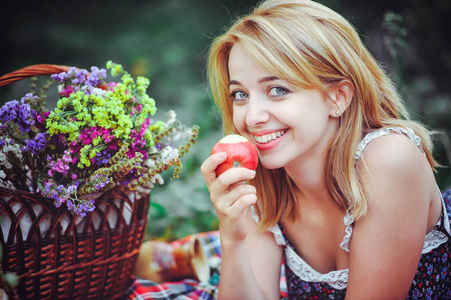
[284,148,334,208]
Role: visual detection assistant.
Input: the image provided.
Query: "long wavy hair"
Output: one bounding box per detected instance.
[207,0,437,230]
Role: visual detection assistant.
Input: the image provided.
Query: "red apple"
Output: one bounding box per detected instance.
[210,134,259,176]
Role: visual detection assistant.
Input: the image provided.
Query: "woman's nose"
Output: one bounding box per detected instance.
[245,95,270,127]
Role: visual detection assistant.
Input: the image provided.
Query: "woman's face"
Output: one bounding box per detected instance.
[228,43,339,170]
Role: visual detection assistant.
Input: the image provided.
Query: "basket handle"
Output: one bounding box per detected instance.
[0,64,71,88]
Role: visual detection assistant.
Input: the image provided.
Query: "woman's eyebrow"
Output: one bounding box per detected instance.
[228,76,280,87]
[228,80,240,87]
[258,76,279,84]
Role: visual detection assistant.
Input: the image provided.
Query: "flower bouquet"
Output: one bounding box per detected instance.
[0,61,198,299]
[0,61,198,215]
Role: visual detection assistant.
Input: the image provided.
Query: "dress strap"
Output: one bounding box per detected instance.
[354,127,424,160]
[339,210,354,252]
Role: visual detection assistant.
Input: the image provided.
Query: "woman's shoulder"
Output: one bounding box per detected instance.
[357,127,437,206]
[358,127,429,173]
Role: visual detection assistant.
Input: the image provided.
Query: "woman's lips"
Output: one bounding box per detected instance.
[252,129,288,151]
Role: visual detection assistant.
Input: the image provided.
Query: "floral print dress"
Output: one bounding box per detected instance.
[271,127,451,299]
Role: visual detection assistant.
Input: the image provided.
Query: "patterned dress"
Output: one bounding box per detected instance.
[270,127,451,299]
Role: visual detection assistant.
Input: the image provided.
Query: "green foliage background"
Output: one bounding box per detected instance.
[1,0,450,241]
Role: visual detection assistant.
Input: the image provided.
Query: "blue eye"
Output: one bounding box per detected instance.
[230,91,248,102]
[268,86,288,97]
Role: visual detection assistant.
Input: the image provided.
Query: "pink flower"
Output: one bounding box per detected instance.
[61,86,75,97]
[107,82,117,91]
[82,138,92,145]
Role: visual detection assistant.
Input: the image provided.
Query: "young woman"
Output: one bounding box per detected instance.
[200,0,451,299]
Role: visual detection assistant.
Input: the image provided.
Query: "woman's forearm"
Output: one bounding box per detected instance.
[218,240,270,300]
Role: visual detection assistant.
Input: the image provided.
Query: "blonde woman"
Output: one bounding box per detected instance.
[201,0,451,299]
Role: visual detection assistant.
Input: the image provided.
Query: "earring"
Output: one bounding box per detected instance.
[335,110,341,116]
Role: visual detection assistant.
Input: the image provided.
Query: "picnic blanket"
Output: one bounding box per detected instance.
[124,231,288,299]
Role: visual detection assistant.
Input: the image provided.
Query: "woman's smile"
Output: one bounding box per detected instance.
[252,129,289,151]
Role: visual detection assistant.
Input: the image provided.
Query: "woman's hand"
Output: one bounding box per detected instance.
[201,152,257,245]
[201,152,282,300]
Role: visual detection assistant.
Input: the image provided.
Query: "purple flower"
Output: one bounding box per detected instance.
[0,100,19,122]
[68,67,88,85]
[51,67,89,86]
[73,201,95,217]
[86,66,107,86]
[24,132,48,154]
[0,94,37,132]
[66,199,74,210]
[51,71,69,82]
[56,185,64,193]
[95,150,111,165]
[66,184,77,195]
[44,181,54,194]
[91,173,110,191]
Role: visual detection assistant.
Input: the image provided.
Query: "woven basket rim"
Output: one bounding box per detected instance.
[0,64,71,88]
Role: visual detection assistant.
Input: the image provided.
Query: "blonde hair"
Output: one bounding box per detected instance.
[207,0,437,229]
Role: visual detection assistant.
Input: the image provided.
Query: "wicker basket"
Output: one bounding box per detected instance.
[0,65,150,299]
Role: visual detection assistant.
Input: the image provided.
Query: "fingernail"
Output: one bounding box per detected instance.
[217,152,226,158]
[248,170,256,176]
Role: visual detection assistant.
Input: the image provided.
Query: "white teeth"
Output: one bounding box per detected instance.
[254,130,287,144]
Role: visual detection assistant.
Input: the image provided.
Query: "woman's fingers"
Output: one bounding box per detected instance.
[224,193,258,217]
[215,168,256,191]
[200,152,227,187]
[215,183,257,211]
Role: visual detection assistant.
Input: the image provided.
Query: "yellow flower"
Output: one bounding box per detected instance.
[122,74,134,87]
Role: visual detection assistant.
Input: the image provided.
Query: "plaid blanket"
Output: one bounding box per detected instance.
[124,231,288,300]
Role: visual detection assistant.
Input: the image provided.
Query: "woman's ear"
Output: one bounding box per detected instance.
[327,79,354,117]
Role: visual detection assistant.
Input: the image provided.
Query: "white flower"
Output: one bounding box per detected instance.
[90,87,107,97]
[0,170,6,179]
[137,174,164,192]
[144,158,156,169]
[166,124,192,142]
[160,146,179,164]
[0,152,7,164]
[3,144,23,160]
[165,110,177,126]
[136,186,151,195]
[58,84,64,93]
[1,140,22,169]
[152,174,164,185]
